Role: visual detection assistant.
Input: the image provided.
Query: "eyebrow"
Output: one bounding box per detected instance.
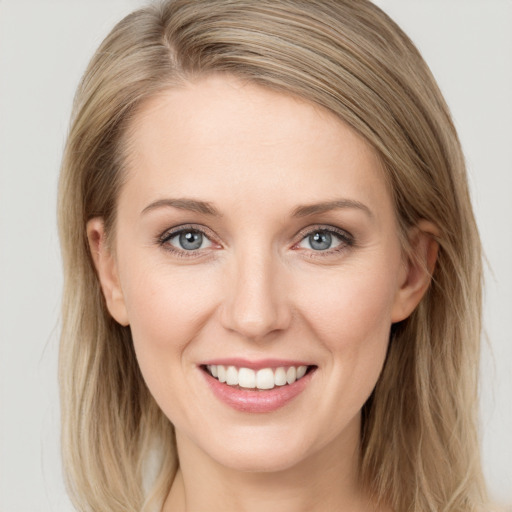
[141,198,221,216]
[292,199,373,219]
[141,197,373,219]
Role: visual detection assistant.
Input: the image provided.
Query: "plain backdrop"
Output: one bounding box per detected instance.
[0,1,511,511]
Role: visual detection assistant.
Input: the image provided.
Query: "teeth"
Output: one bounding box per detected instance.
[286,366,297,384]
[274,367,287,386]
[226,366,238,385]
[217,365,226,383]
[206,364,310,390]
[238,368,256,389]
[256,368,274,390]
[296,365,307,379]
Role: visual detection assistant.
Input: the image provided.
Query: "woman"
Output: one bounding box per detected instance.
[58,1,489,511]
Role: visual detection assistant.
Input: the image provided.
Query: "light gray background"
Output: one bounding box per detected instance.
[0,1,510,511]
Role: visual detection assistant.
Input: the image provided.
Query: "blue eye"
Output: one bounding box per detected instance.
[166,229,213,251]
[297,228,350,252]
[309,231,333,250]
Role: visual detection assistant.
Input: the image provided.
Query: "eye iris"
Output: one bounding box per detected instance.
[309,231,332,250]
[179,231,203,250]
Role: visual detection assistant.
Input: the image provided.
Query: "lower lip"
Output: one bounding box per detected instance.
[201,368,314,413]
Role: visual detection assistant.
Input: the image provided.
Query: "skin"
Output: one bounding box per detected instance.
[88,75,438,512]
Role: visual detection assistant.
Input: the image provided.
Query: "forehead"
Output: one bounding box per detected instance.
[120,75,393,218]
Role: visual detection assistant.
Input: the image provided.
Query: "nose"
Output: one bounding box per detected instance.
[219,248,292,341]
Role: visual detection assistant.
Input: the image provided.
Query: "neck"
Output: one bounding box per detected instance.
[163,416,374,512]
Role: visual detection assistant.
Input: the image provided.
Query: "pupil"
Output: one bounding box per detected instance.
[179,231,202,250]
[310,231,332,250]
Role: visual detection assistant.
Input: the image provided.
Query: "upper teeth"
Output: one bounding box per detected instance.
[206,365,308,390]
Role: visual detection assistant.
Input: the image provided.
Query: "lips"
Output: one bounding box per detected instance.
[199,359,316,413]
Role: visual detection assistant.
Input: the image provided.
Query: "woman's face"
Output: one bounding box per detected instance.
[90,75,427,473]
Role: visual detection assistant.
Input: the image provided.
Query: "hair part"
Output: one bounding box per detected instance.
[58,1,487,510]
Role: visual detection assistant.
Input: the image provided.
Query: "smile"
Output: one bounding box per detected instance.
[205,364,310,390]
[200,362,317,413]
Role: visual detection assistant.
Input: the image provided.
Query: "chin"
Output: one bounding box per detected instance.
[214,445,310,474]
[196,425,322,474]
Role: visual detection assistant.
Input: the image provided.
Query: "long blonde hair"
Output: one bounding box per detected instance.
[58,1,487,510]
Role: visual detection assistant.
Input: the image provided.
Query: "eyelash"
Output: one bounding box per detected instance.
[293,225,354,259]
[157,224,218,259]
[156,224,355,259]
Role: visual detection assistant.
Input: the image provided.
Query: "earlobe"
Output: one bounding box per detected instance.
[86,218,130,326]
[391,220,439,323]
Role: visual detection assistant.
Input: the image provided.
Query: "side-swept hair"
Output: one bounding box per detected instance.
[58,1,487,510]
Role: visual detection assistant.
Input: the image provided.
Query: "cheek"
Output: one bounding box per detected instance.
[301,265,398,350]
[118,258,224,425]
[296,266,398,434]
[119,258,220,368]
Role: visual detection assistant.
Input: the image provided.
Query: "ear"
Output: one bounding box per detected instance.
[391,220,439,323]
[86,218,129,326]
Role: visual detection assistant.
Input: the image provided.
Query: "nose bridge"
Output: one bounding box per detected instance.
[221,241,291,339]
